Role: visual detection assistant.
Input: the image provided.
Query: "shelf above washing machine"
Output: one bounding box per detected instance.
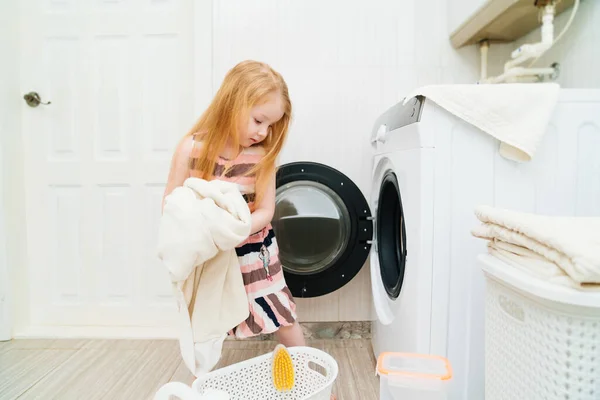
[450,0,576,48]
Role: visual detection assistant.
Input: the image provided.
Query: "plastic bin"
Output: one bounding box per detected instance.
[480,254,600,400]
[376,352,452,400]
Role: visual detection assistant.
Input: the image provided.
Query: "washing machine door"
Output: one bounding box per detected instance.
[370,157,407,325]
[273,162,373,298]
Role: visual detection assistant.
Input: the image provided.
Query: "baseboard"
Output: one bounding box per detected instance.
[12,321,371,341]
[302,321,371,339]
[12,325,180,340]
[227,321,372,341]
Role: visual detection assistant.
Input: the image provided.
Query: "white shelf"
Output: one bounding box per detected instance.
[450,0,576,48]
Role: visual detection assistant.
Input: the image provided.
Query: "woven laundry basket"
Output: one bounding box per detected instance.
[480,254,600,400]
[155,346,338,400]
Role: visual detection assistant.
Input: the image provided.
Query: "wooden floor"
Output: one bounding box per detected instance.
[0,338,379,400]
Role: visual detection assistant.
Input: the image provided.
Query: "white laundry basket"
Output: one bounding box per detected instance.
[479,254,600,400]
[155,346,338,400]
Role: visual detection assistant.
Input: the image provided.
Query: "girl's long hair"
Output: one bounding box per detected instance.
[185,60,291,205]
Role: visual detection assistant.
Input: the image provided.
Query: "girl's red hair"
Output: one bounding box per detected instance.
[186,60,291,205]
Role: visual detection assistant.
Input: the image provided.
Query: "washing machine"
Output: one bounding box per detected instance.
[269,108,412,300]
[368,89,600,400]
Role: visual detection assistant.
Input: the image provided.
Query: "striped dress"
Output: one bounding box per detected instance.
[188,135,298,339]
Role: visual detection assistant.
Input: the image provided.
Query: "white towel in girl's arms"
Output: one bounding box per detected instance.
[157,178,252,376]
[403,83,561,162]
[472,205,600,289]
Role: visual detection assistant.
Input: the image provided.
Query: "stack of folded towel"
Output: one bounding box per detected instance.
[472,205,600,291]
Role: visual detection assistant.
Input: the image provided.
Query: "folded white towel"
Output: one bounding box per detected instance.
[472,205,600,290]
[403,83,560,162]
[485,242,600,291]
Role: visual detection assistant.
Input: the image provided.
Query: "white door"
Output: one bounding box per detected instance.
[19,0,204,335]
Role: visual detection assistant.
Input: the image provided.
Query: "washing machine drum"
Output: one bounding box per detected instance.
[272,162,372,298]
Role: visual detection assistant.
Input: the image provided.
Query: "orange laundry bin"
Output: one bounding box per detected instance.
[377,352,453,400]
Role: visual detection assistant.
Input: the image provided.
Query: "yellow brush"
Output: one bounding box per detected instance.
[272,344,295,391]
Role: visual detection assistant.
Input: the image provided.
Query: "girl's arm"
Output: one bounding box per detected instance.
[162,136,193,210]
[249,170,276,234]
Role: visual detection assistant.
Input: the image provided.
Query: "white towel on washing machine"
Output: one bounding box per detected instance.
[402,83,560,162]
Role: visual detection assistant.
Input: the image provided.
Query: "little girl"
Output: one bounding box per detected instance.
[163,60,305,348]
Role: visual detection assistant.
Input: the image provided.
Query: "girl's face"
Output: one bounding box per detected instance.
[239,91,285,148]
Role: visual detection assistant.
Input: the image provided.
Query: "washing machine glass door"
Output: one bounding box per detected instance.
[274,181,351,275]
[371,158,407,325]
[273,162,373,298]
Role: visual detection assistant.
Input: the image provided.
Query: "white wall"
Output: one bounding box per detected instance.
[211,0,479,321]
[486,0,600,87]
[210,0,600,321]
[0,0,28,340]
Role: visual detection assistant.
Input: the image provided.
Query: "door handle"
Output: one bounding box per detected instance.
[23,92,51,107]
[375,124,387,143]
[370,124,388,144]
